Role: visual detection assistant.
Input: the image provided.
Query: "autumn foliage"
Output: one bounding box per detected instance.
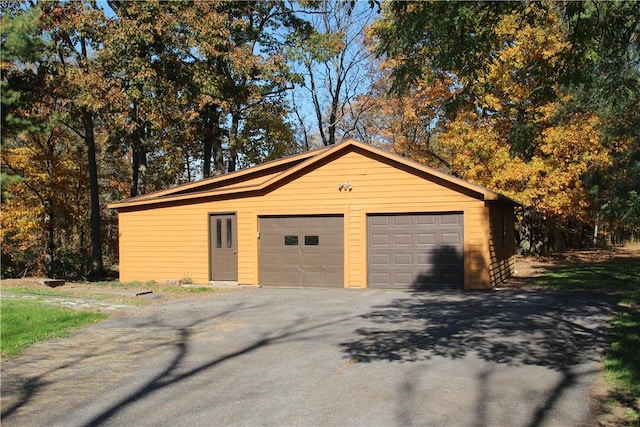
[370,0,639,251]
[1,1,639,278]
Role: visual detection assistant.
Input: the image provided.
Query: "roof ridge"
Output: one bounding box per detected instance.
[109,139,520,209]
[113,145,331,204]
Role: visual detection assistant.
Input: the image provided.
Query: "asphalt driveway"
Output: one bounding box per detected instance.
[1,287,615,427]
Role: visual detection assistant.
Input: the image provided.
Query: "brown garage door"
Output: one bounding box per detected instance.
[368,213,464,289]
[259,215,344,287]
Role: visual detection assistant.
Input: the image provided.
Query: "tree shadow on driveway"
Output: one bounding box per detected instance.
[1,295,355,427]
[1,300,256,422]
[340,290,616,426]
[1,289,618,427]
[340,291,614,368]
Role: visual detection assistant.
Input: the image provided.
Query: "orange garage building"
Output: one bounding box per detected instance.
[109,139,519,290]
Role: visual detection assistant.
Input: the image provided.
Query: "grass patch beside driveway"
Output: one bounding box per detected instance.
[1,299,106,357]
[601,291,640,424]
[1,279,223,358]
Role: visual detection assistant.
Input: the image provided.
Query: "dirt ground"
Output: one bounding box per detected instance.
[503,245,640,289]
[3,245,639,310]
[1,279,232,314]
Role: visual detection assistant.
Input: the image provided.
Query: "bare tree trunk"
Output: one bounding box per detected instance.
[593,212,599,247]
[308,63,329,146]
[75,37,103,278]
[83,108,104,278]
[213,137,224,175]
[185,153,192,182]
[203,106,219,178]
[46,201,55,277]
[203,134,212,178]
[227,112,241,173]
[130,143,147,197]
[328,92,340,146]
[129,103,147,197]
[292,92,310,150]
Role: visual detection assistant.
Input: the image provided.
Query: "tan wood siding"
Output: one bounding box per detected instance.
[117,150,504,289]
[488,201,516,286]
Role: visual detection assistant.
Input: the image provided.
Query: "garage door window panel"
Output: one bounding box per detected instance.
[395,272,414,283]
[283,253,300,265]
[441,215,462,225]
[417,216,436,225]
[370,216,389,226]
[302,253,322,267]
[442,233,461,244]
[322,235,342,246]
[324,253,343,266]
[284,235,299,245]
[305,235,319,246]
[395,253,413,265]
[372,254,389,265]
[394,216,412,226]
[417,253,431,265]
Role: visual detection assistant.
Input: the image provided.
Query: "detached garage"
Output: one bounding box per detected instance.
[109,139,518,290]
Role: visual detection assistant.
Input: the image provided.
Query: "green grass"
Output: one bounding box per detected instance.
[0,298,106,357]
[0,280,216,358]
[532,261,640,290]
[532,256,640,423]
[602,291,640,423]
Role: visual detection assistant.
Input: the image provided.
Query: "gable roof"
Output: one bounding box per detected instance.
[108,139,519,210]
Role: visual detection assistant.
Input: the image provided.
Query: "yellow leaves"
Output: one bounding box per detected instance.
[528,112,609,221]
[440,105,610,223]
[1,121,121,276]
[441,112,510,185]
[1,196,44,251]
[353,64,456,166]
[398,1,611,224]
[402,105,420,125]
[540,113,607,166]
[481,2,569,113]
